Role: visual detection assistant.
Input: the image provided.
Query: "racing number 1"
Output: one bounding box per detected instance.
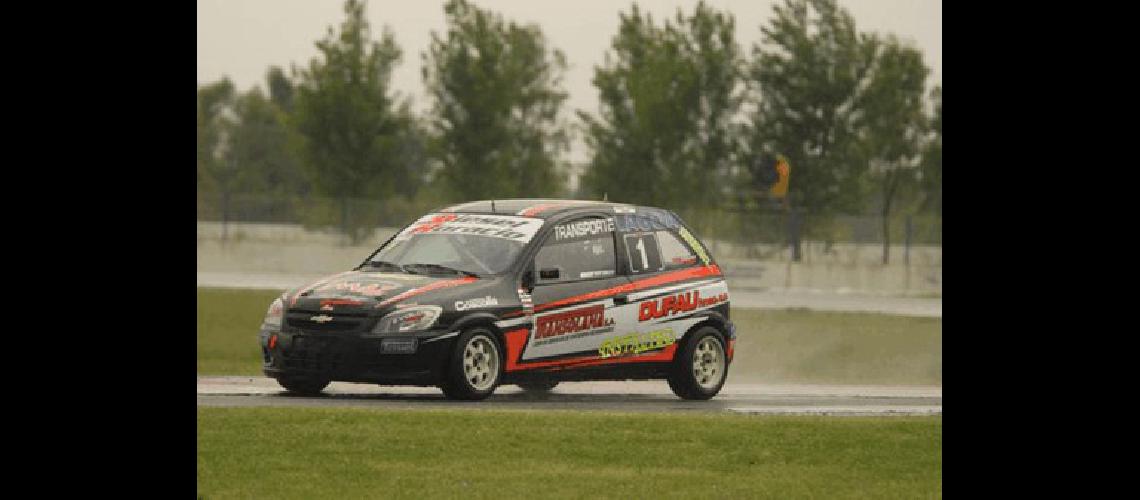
[624,233,661,273]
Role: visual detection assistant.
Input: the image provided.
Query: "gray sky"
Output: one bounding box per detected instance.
[197,0,941,162]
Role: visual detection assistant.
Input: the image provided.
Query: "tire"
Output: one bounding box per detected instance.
[276,377,331,396]
[439,327,503,401]
[667,326,729,400]
[517,380,559,393]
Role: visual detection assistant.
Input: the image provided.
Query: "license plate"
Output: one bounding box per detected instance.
[381,338,417,354]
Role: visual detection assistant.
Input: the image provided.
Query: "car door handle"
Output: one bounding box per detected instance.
[614,294,630,305]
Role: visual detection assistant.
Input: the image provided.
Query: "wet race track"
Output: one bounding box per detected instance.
[198,377,941,416]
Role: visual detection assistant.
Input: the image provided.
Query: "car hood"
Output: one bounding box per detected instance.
[284,270,483,314]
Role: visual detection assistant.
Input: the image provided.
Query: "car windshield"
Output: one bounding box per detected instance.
[364,213,545,276]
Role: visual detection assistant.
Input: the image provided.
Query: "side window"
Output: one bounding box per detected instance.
[535,217,616,284]
[656,230,699,269]
[624,232,662,274]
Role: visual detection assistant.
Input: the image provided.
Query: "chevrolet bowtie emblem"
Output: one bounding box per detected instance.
[311,315,334,323]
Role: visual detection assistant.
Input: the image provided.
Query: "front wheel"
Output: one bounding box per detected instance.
[439,328,503,401]
[667,326,728,400]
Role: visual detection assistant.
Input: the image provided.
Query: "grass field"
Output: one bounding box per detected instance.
[197,407,941,498]
[197,287,941,385]
[197,288,282,375]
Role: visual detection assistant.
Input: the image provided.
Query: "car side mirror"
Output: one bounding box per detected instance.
[521,270,536,292]
[539,268,560,281]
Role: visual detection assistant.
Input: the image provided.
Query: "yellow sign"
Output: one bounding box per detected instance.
[770,157,790,198]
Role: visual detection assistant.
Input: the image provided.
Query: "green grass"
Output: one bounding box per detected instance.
[730,309,941,385]
[197,287,282,375]
[197,407,941,499]
[196,288,942,385]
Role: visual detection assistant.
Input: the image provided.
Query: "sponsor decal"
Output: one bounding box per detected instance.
[638,290,728,322]
[319,298,366,311]
[579,269,616,279]
[516,201,595,217]
[318,281,400,297]
[376,276,479,307]
[554,218,614,240]
[533,304,615,344]
[396,213,543,243]
[517,288,533,309]
[455,296,500,311]
[676,227,710,265]
[598,328,675,358]
[290,271,355,306]
[310,315,334,324]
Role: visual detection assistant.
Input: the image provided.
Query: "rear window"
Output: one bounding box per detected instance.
[657,230,698,269]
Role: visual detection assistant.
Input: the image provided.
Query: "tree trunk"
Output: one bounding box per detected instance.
[789,208,803,262]
[221,190,230,244]
[881,206,891,265]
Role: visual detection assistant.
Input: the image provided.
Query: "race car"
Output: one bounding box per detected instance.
[258,199,734,400]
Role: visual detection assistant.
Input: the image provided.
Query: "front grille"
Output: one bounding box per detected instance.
[285,313,367,333]
[281,336,348,371]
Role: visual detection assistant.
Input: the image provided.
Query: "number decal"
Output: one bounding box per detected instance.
[635,238,648,270]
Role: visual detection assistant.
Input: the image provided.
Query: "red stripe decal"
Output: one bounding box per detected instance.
[507,343,678,372]
[503,328,529,371]
[376,276,478,307]
[533,265,721,313]
[320,299,365,308]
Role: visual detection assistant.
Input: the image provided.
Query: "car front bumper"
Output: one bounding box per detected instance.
[259,327,459,385]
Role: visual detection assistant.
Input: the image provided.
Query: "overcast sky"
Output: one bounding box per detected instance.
[197,0,941,162]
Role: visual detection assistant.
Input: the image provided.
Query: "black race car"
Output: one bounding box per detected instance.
[259,199,734,400]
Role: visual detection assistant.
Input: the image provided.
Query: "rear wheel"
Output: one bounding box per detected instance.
[667,326,728,400]
[440,328,503,401]
[276,377,330,396]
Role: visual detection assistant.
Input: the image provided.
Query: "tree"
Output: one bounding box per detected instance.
[580,2,744,210]
[292,0,413,241]
[423,0,569,201]
[919,85,941,217]
[266,66,295,113]
[197,78,237,197]
[743,0,879,260]
[857,36,929,264]
[228,88,309,199]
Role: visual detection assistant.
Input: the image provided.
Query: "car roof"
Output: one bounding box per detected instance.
[437,199,647,219]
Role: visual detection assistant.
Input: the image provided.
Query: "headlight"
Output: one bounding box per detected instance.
[263,297,284,329]
[373,305,442,334]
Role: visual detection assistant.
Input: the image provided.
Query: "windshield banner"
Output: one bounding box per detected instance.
[394,213,545,243]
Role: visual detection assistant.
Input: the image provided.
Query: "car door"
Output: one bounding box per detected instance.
[520,214,633,364]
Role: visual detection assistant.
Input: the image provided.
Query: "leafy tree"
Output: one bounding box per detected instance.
[423,0,569,201]
[266,66,295,113]
[856,36,929,263]
[580,2,744,210]
[197,78,237,197]
[228,88,309,199]
[919,85,941,217]
[744,0,878,216]
[292,0,413,241]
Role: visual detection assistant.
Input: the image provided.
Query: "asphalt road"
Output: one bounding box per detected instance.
[198,376,942,416]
